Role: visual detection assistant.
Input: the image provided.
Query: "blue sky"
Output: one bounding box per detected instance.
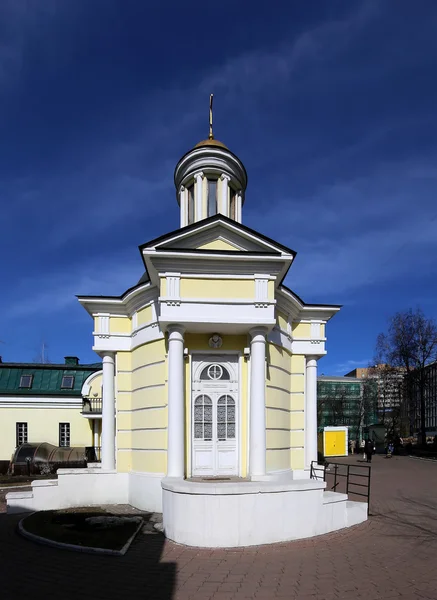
[1,0,436,374]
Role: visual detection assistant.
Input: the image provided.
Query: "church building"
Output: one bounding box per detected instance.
[7,109,368,546]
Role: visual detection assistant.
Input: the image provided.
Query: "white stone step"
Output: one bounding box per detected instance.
[323,491,348,504]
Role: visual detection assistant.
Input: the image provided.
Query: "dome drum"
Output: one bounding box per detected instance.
[174,144,247,227]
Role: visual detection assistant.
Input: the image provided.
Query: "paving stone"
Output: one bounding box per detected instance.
[0,455,436,599]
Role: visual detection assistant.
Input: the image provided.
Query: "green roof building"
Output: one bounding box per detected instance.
[0,356,102,472]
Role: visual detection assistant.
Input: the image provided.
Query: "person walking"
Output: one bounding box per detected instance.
[365,439,373,463]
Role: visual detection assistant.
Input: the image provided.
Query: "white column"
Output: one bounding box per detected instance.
[249,327,267,477]
[167,325,185,478]
[305,356,318,468]
[101,352,116,470]
[220,174,230,216]
[194,171,204,222]
[93,419,99,449]
[179,185,186,227]
[236,192,243,223]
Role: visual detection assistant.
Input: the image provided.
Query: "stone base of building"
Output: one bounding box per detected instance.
[162,476,367,547]
[6,467,367,547]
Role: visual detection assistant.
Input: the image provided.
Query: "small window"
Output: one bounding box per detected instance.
[19,375,33,388]
[16,422,28,446]
[200,364,230,381]
[59,423,70,447]
[187,183,195,225]
[229,188,236,220]
[61,375,75,389]
[207,179,217,217]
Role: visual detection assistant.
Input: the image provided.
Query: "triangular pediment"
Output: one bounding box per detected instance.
[140,215,295,257]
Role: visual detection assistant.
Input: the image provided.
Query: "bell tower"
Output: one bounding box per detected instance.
[174,95,247,228]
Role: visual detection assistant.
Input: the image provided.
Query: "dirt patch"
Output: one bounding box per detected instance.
[22,509,146,552]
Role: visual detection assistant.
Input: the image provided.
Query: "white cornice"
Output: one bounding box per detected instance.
[78,284,159,318]
[0,396,83,408]
[147,219,290,255]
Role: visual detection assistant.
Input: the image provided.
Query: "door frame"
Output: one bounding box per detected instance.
[189,351,242,478]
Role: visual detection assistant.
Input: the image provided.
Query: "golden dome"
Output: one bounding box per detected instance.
[194,138,229,150]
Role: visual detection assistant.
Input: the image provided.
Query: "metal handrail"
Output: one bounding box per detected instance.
[310,460,371,516]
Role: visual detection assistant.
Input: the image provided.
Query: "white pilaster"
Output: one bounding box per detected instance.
[102,352,116,470]
[93,419,99,449]
[194,172,204,222]
[305,356,318,468]
[249,327,267,477]
[179,185,186,228]
[167,325,185,478]
[220,174,230,216]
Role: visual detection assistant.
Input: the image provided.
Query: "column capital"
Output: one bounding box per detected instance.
[306,356,319,366]
[194,171,204,180]
[220,173,231,181]
[167,324,185,338]
[249,326,268,340]
[180,185,185,193]
[101,351,115,361]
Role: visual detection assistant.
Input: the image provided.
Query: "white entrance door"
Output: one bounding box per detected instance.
[191,358,238,477]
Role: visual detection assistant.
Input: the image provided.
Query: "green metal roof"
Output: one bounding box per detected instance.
[0,360,101,396]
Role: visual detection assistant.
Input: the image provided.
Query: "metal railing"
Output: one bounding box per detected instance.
[81,397,102,414]
[311,460,371,516]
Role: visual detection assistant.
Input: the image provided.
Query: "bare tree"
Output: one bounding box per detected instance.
[352,376,378,444]
[376,309,437,446]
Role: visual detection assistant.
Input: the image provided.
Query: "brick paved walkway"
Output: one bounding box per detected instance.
[0,456,436,599]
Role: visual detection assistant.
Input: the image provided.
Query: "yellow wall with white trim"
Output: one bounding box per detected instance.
[197,239,238,251]
[137,305,153,326]
[292,322,311,337]
[109,317,131,334]
[116,338,167,474]
[266,337,306,472]
[0,407,94,461]
[180,278,254,299]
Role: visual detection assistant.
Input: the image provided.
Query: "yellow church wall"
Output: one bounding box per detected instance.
[292,322,311,337]
[131,450,167,473]
[133,363,166,389]
[131,339,166,371]
[0,408,93,461]
[116,451,132,472]
[290,411,305,429]
[266,341,292,472]
[290,353,305,469]
[109,317,131,334]
[137,305,154,326]
[321,323,325,337]
[266,449,290,472]
[290,448,305,470]
[131,429,167,450]
[180,278,254,300]
[291,355,305,372]
[197,239,238,251]
[122,338,168,474]
[117,352,132,371]
[276,311,288,331]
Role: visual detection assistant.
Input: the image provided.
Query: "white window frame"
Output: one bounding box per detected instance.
[16,422,28,446]
[59,422,71,447]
